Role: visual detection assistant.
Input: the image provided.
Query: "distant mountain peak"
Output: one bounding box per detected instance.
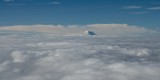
[83,31,96,36]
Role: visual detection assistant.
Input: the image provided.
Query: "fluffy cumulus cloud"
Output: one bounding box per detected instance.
[0,24,156,36]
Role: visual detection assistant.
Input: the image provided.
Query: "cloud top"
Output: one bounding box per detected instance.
[0,24,156,36]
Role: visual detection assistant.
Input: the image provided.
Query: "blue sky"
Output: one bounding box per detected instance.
[0,0,160,29]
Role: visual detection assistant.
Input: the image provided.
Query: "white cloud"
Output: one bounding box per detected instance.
[122,5,142,9]
[152,2,160,4]
[4,0,14,2]
[48,2,61,5]
[147,7,160,10]
[11,51,29,63]
[130,11,148,14]
[0,26,160,80]
[0,24,156,36]
[7,3,24,5]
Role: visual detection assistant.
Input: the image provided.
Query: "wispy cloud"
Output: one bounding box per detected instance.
[147,7,160,10]
[48,2,61,5]
[7,3,24,6]
[130,11,148,14]
[152,2,160,4]
[122,5,142,9]
[4,0,14,2]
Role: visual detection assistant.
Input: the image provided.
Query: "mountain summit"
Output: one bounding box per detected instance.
[83,31,96,36]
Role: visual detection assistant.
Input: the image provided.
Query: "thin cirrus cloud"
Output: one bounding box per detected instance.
[151,2,160,4]
[3,0,61,5]
[4,0,14,2]
[4,0,25,5]
[130,11,148,14]
[147,7,160,10]
[122,5,149,14]
[7,3,24,5]
[122,5,142,9]
[48,2,61,5]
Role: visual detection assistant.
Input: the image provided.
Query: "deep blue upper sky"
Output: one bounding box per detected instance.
[0,0,160,29]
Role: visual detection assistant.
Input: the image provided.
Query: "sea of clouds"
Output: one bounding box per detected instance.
[0,24,160,80]
[0,24,157,36]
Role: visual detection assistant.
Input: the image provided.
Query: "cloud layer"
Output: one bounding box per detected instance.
[0,30,160,80]
[0,24,155,36]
